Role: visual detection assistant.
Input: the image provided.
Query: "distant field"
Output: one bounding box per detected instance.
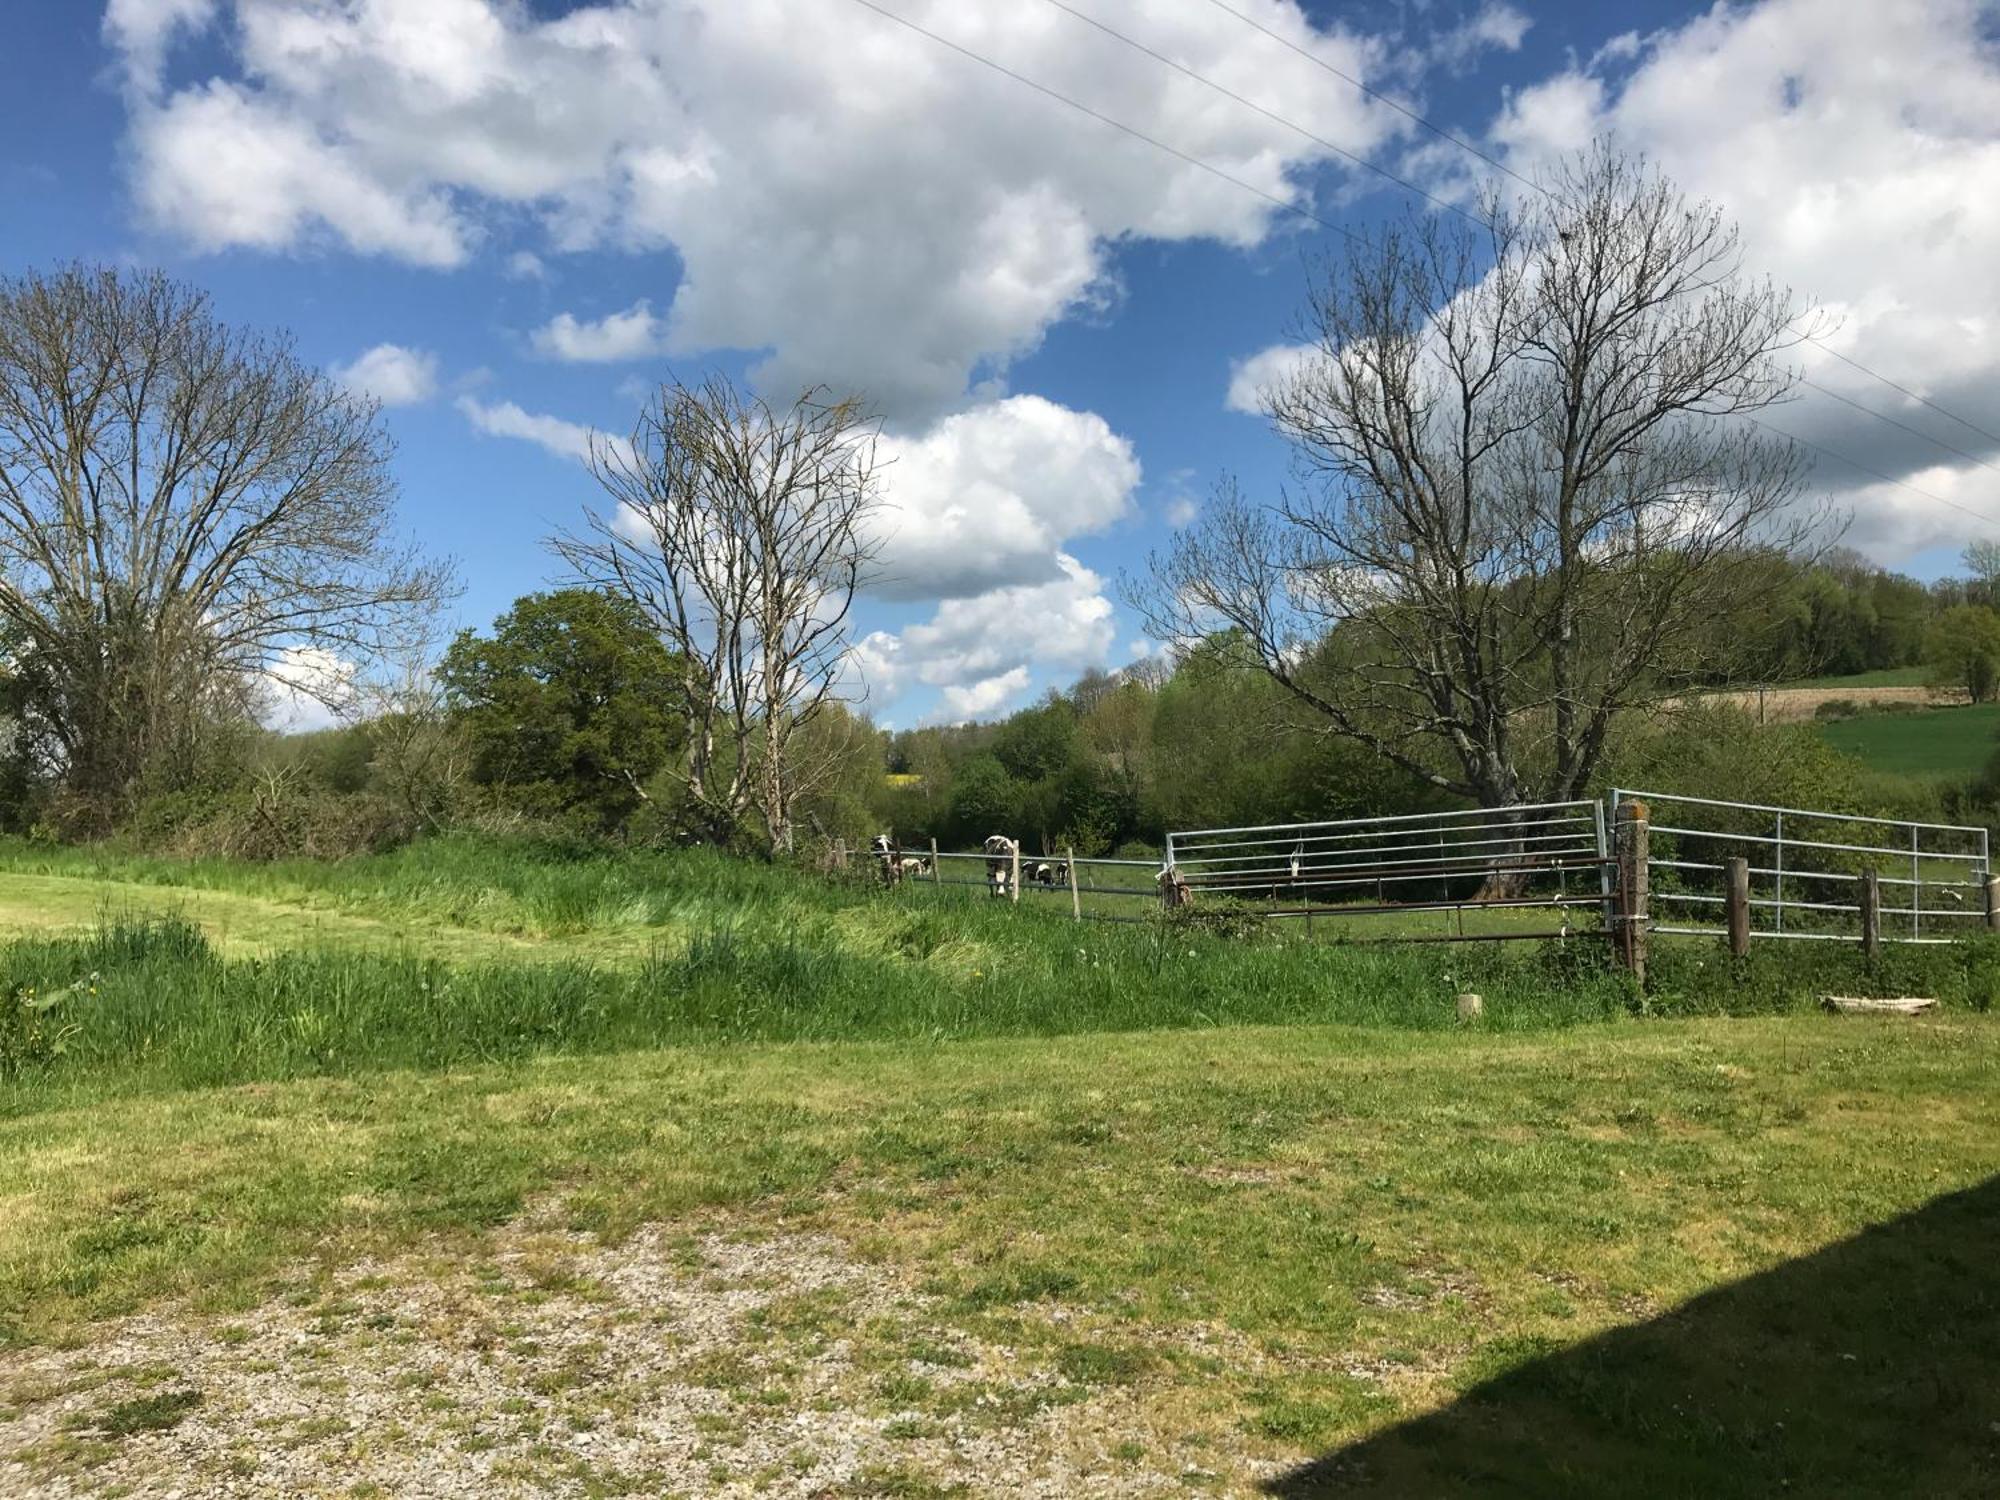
[1818,701,2000,779]
[1788,666,1929,690]
[1698,680,1944,723]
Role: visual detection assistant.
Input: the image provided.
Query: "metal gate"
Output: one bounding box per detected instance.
[1162,801,1611,941]
[1611,790,1990,946]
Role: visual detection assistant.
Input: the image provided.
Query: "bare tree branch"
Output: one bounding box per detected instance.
[1128,144,1831,814]
[550,375,883,854]
[0,265,453,821]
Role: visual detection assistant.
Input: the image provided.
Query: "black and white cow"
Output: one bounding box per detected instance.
[1029,859,1070,888]
[898,855,932,878]
[870,833,901,884]
[983,834,1019,897]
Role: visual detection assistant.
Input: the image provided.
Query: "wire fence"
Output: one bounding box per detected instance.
[1612,789,1991,946]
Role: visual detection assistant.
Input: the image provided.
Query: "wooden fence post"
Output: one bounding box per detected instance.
[1615,800,1650,983]
[929,839,941,889]
[833,838,847,870]
[1985,874,1998,932]
[1860,867,1881,959]
[1010,840,1021,905]
[1066,845,1081,921]
[1725,856,1750,959]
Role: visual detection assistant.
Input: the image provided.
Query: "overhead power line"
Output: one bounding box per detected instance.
[1808,346,2000,449]
[846,0,2000,528]
[1034,0,1483,230]
[843,0,1360,246]
[1802,378,2000,478]
[1188,0,2000,468]
[1195,0,1538,195]
[1749,417,1997,531]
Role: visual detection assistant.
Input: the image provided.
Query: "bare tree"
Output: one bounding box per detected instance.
[1963,539,2000,606]
[552,376,883,854]
[350,650,473,837]
[1131,146,1824,812]
[0,265,450,821]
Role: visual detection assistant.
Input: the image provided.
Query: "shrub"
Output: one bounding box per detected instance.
[0,979,80,1075]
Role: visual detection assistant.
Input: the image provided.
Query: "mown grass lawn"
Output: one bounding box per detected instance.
[4,1017,1997,1494]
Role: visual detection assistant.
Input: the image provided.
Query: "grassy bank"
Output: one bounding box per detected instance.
[3,897,1995,1098]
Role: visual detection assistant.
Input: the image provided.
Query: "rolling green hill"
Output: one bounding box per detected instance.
[1819,702,2000,779]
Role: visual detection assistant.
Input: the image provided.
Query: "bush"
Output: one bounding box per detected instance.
[0,979,79,1076]
[1608,705,1868,815]
[1813,698,1864,720]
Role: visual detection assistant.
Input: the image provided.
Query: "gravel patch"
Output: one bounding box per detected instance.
[0,1223,1232,1497]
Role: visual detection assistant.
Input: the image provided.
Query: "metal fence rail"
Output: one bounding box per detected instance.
[866,791,1996,954]
[1163,801,1610,941]
[1612,789,1990,947]
[877,845,1166,923]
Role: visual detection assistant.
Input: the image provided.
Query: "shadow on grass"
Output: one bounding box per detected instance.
[1264,1176,2000,1497]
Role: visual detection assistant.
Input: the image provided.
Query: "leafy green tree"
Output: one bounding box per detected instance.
[1080,680,1155,805]
[439,590,681,830]
[992,697,1078,782]
[1923,605,2000,704]
[944,755,1018,846]
[1613,703,1867,813]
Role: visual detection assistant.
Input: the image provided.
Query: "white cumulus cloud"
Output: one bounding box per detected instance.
[102,0,216,94]
[457,395,605,465]
[936,668,1033,725]
[262,644,357,734]
[1426,2,1531,74]
[873,395,1140,601]
[1225,343,1315,416]
[532,301,669,362]
[853,554,1118,724]
[331,343,439,406]
[106,0,1414,419]
[130,82,468,265]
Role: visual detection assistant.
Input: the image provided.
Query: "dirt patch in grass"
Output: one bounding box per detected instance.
[0,1220,1250,1498]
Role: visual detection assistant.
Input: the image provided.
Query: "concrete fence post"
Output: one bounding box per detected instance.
[1066,846,1081,921]
[1010,841,1021,905]
[1860,867,1881,959]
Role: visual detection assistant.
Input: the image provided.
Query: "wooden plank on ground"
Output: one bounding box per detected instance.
[1819,995,1936,1016]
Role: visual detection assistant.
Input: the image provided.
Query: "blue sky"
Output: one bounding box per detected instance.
[5,0,1999,726]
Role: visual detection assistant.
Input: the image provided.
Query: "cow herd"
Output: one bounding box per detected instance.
[870,833,1067,897]
[868,834,933,882]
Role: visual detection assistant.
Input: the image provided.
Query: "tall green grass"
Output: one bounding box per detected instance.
[0,834,818,938]
[4,885,1996,1104]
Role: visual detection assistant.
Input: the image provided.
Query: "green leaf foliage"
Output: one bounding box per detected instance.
[439,589,682,832]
